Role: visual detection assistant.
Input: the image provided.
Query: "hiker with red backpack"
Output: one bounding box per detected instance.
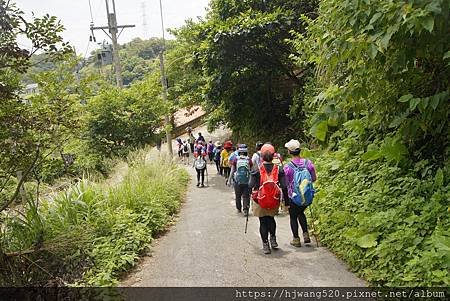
[249,143,289,254]
[229,144,253,216]
[283,139,317,247]
[193,141,208,187]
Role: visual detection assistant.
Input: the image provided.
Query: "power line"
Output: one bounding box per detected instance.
[83,39,91,59]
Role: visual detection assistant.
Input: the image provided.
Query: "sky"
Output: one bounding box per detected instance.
[15,0,210,57]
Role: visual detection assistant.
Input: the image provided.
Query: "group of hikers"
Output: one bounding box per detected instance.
[176,127,317,255]
[176,128,212,187]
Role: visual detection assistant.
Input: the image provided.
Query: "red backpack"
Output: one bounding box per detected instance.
[256,164,281,209]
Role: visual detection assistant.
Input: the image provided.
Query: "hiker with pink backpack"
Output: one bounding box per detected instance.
[249,143,289,254]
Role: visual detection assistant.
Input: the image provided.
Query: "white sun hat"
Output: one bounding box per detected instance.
[285,139,301,151]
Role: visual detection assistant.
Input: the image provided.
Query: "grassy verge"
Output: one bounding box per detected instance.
[0,150,189,286]
[311,150,449,286]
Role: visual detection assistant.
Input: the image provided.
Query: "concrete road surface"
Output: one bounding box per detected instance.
[121,125,366,286]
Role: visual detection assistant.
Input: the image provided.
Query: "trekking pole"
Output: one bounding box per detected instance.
[244,210,249,234]
[309,205,320,248]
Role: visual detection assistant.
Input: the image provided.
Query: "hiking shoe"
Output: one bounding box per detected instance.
[290,237,301,247]
[243,208,249,217]
[263,242,271,254]
[200,183,205,187]
[196,183,200,187]
[303,232,311,244]
[269,236,278,249]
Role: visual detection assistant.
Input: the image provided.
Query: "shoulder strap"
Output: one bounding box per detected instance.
[259,164,267,185]
[272,164,279,182]
[290,159,308,170]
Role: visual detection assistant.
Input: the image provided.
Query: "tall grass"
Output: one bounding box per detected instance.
[0,151,189,286]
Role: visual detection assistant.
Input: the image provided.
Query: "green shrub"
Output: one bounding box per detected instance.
[313,147,450,286]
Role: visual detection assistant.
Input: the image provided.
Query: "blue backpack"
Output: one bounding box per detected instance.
[214,148,221,161]
[235,156,250,185]
[289,160,315,207]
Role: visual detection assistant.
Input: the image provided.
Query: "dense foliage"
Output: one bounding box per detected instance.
[1,151,189,286]
[81,38,166,86]
[2,0,449,288]
[0,0,72,210]
[291,0,450,286]
[168,0,449,287]
[1,3,174,287]
[172,0,318,145]
[314,150,449,286]
[85,74,166,157]
[1,1,170,202]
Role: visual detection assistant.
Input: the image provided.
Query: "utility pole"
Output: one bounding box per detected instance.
[141,2,148,38]
[90,0,135,88]
[158,0,173,156]
[159,52,172,156]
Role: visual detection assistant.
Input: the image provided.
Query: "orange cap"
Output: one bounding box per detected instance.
[261,144,275,155]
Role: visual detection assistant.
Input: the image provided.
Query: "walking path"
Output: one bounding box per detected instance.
[121,126,365,287]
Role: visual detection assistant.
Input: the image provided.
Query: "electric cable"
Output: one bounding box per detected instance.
[83,39,91,59]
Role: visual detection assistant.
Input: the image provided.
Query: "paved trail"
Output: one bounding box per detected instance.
[121,127,365,287]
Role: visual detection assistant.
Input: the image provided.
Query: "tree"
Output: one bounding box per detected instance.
[173,0,319,145]
[288,0,450,286]
[0,0,72,211]
[80,38,166,86]
[296,0,449,159]
[85,74,166,157]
